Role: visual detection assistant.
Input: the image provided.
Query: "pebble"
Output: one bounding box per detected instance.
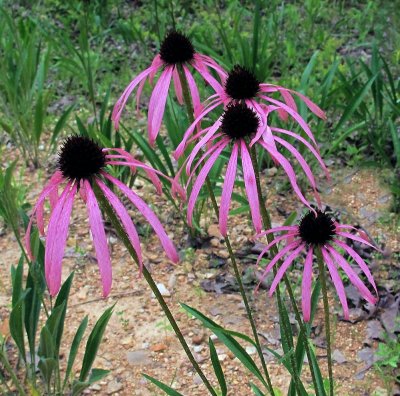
[106,379,123,394]
[153,283,171,297]
[150,343,168,352]
[207,224,223,240]
[245,346,257,355]
[218,353,227,362]
[126,350,152,365]
[192,334,204,345]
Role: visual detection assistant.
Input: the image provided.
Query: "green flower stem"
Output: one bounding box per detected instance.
[316,246,334,396]
[92,183,217,396]
[177,64,275,395]
[249,145,320,394]
[205,178,275,396]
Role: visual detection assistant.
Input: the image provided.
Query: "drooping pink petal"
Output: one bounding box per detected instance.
[25,171,63,260]
[256,233,299,267]
[185,120,222,175]
[327,245,377,304]
[269,243,306,295]
[136,78,146,115]
[148,66,173,145]
[183,65,202,117]
[185,138,229,189]
[84,180,112,298]
[187,142,228,227]
[302,247,314,322]
[219,142,239,236]
[45,182,76,296]
[259,140,313,210]
[36,202,45,236]
[195,54,228,82]
[193,55,225,95]
[174,99,223,159]
[271,127,330,180]
[333,240,378,296]
[173,67,184,105]
[112,63,161,129]
[336,231,378,250]
[255,225,298,239]
[260,95,318,147]
[102,172,179,263]
[96,179,143,272]
[322,247,349,320]
[256,240,301,291]
[240,141,262,233]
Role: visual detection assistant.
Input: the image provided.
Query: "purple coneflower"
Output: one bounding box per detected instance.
[255,210,378,321]
[176,64,326,155]
[112,31,225,145]
[175,102,328,236]
[25,136,180,297]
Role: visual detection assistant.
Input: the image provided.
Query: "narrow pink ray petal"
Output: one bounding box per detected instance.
[302,247,314,322]
[36,201,45,236]
[149,55,163,84]
[102,172,179,263]
[260,95,317,146]
[219,142,239,236]
[269,243,306,295]
[274,137,318,195]
[259,141,313,210]
[336,231,378,250]
[185,121,222,175]
[174,99,223,159]
[96,179,143,273]
[136,78,146,115]
[256,233,299,267]
[185,138,229,189]
[322,247,349,320]
[249,104,269,146]
[271,127,330,180]
[327,245,377,304]
[183,65,202,117]
[255,240,301,291]
[84,180,112,297]
[279,89,298,114]
[112,64,160,129]
[45,182,76,296]
[193,56,225,95]
[255,225,298,239]
[148,67,173,145]
[196,54,228,82]
[333,240,378,296]
[173,67,184,105]
[187,142,228,227]
[25,172,63,259]
[240,141,262,233]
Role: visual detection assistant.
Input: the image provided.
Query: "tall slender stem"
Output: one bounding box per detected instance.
[93,183,217,396]
[204,178,275,395]
[316,246,334,396]
[249,145,320,394]
[176,64,275,394]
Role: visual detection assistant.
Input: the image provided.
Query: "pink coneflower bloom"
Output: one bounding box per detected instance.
[112,31,225,146]
[25,136,180,297]
[255,210,378,321]
[176,64,326,155]
[175,102,328,236]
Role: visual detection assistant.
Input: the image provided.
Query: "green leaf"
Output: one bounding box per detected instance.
[9,294,27,362]
[63,316,88,390]
[54,272,74,354]
[209,338,227,396]
[34,94,43,142]
[142,373,184,396]
[389,120,400,167]
[51,104,75,147]
[11,257,24,307]
[250,382,266,396]
[79,306,114,382]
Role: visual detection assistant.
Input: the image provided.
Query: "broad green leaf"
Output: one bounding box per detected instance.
[79,306,113,382]
[9,295,27,362]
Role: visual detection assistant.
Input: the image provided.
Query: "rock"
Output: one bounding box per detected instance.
[126,350,152,365]
[216,250,229,259]
[208,224,223,240]
[154,283,171,297]
[168,274,176,290]
[193,345,204,353]
[192,334,204,345]
[245,346,257,355]
[107,379,123,394]
[332,349,347,364]
[266,167,277,176]
[218,353,227,362]
[150,343,168,352]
